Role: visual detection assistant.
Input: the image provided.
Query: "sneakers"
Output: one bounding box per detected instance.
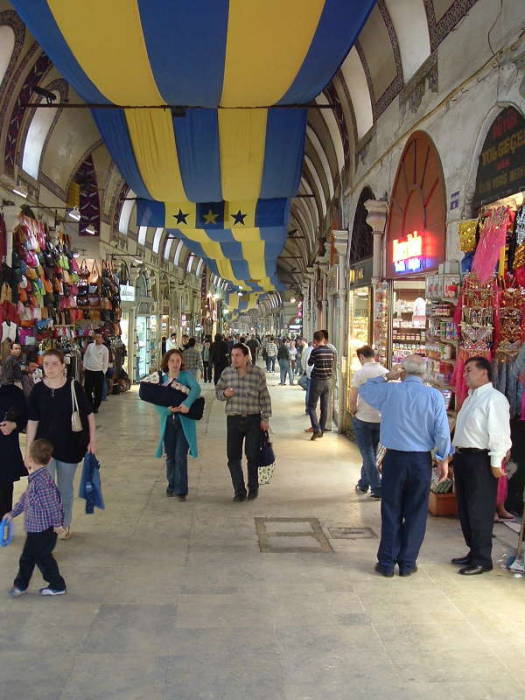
[355,484,368,495]
[9,586,27,598]
[39,587,66,596]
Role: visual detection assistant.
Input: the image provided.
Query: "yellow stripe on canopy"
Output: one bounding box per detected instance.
[48,0,164,105]
[230,227,272,290]
[221,0,325,107]
[126,109,188,202]
[182,229,243,287]
[218,110,267,201]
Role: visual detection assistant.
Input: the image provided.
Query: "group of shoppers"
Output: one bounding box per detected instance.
[351,347,512,578]
[153,339,272,503]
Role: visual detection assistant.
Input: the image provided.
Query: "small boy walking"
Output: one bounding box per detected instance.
[6,439,67,597]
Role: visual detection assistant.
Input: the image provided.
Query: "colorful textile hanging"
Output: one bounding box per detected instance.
[13,0,376,289]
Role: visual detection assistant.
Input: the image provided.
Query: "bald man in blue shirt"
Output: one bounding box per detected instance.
[359,355,451,577]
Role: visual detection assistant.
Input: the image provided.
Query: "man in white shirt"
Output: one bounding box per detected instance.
[452,356,511,575]
[83,332,109,413]
[165,333,178,352]
[349,346,388,499]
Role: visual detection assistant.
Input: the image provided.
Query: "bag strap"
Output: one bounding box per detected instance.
[71,379,80,414]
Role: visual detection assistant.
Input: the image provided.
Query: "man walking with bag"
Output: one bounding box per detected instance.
[216,343,271,501]
[83,332,109,414]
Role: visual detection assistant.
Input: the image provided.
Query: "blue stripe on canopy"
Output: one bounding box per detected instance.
[255,199,290,229]
[11,0,110,105]
[92,109,152,198]
[260,109,307,198]
[279,0,376,105]
[136,199,164,227]
[172,109,222,202]
[137,0,228,107]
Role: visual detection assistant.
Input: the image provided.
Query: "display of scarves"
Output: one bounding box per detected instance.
[471,206,513,283]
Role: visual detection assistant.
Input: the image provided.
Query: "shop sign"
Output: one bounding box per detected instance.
[120,284,135,302]
[473,106,525,210]
[349,257,372,288]
[393,231,424,273]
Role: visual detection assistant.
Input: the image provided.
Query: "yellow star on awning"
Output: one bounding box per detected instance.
[202,209,219,224]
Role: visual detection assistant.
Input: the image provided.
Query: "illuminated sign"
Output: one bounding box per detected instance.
[392,231,424,274]
[119,284,135,302]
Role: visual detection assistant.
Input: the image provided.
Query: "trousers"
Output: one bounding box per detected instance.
[0,482,14,519]
[307,377,331,433]
[454,451,497,568]
[47,459,78,528]
[164,414,189,496]
[278,359,294,385]
[378,450,432,570]
[352,417,381,495]
[14,528,66,592]
[226,414,261,496]
[84,369,104,410]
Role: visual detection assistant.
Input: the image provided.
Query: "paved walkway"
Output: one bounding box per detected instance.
[1,371,524,700]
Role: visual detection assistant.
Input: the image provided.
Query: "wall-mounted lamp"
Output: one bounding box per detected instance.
[84,224,97,235]
[12,185,28,199]
[68,206,81,221]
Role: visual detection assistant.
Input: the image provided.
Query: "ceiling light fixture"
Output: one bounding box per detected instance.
[68,206,81,221]
[12,185,28,199]
[84,224,97,235]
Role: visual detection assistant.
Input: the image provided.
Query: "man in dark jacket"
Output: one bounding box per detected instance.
[210,333,230,385]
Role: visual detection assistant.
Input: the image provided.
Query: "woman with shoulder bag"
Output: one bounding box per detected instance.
[155,349,200,501]
[26,349,96,539]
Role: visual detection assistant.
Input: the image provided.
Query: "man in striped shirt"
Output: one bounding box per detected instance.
[307,330,335,440]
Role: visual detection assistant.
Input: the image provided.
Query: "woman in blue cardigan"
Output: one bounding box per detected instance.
[155,348,200,500]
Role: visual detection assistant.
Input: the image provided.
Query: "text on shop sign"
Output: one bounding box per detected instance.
[392,231,424,273]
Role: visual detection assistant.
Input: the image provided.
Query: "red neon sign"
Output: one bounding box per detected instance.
[392,231,425,273]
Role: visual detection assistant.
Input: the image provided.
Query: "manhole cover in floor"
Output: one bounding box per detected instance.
[328,527,377,539]
[255,517,333,553]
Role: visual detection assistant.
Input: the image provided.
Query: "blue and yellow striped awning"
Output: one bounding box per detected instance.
[13,0,376,289]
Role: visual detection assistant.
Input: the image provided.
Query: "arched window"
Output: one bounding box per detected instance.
[173,240,184,266]
[350,187,375,264]
[0,25,15,87]
[22,90,59,179]
[118,190,135,235]
[163,237,174,261]
[186,254,195,273]
[152,227,163,253]
[137,226,148,246]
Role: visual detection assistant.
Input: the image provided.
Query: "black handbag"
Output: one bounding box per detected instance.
[139,380,205,420]
[257,430,275,467]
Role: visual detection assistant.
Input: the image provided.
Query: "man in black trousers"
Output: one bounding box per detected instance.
[452,357,511,575]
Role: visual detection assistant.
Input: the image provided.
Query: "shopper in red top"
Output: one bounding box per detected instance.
[6,439,67,597]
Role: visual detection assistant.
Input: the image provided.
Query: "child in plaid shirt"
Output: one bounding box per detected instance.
[6,439,67,597]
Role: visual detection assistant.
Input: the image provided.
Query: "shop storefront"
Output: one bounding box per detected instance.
[439,106,525,513]
[346,257,373,415]
[375,131,447,367]
[0,212,125,387]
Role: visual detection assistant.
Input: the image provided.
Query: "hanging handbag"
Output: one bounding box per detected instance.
[257,430,275,484]
[71,380,83,432]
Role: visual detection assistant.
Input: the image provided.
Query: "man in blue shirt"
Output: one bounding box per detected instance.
[359,354,451,577]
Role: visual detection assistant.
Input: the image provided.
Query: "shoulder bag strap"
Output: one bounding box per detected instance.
[71,379,80,414]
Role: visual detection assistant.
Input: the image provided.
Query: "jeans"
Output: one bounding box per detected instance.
[164,414,189,496]
[266,356,276,372]
[226,414,261,496]
[352,417,381,496]
[278,359,294,385]
[454,451,497,568]
[307,378,331,433]
[14,528,66,592]
[84,369,104,410]
[304,377,311,412]
[47,459,79,528]
[378,450,432,571]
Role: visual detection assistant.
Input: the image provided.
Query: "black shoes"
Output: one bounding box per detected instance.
[375,563,394,578]
[310,431,323,441]
[177,494,187,502]
[166,489,174,498]
[458,564,492,576]
[451,555,471,566]
[233,493,246,502]
[399,566,418,577]
[247,489,258,500]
